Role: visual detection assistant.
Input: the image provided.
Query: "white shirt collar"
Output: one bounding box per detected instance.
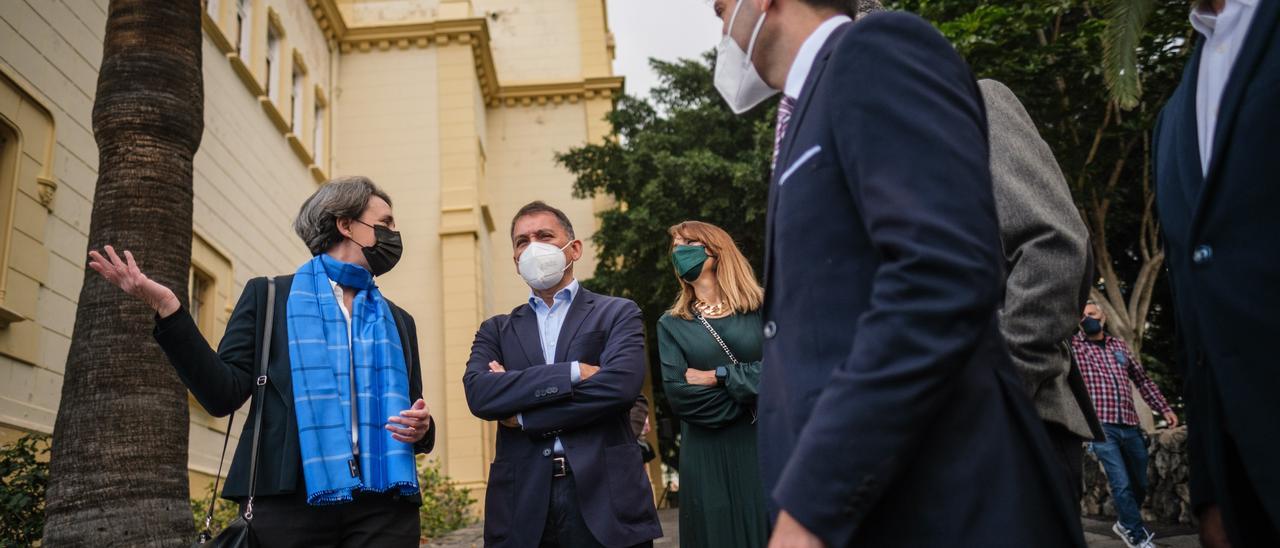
[784,15,853,100]
[1190,0,1256,37]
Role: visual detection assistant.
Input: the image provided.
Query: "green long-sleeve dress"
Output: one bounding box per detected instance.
[657,311,767,548]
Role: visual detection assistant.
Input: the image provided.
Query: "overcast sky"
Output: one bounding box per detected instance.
[607,0,723,100]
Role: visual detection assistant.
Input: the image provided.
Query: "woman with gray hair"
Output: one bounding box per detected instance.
[87,176,434,547]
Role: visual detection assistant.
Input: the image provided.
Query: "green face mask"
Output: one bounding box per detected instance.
[671,245,709,282]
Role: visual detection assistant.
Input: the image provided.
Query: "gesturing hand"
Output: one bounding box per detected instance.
[386,398,432,443]
[87,245,180,317]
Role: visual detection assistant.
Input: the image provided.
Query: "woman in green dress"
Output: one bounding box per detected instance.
[657,220,767,548]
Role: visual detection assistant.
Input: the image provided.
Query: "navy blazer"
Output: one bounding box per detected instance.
[463,287,661,547]
[153,275,435,501]
[756,13,1083,547]
[1153,0,1280,517]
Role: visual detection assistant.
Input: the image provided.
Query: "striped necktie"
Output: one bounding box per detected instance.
[772,95,797,172]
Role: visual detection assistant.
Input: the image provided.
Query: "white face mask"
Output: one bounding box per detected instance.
[518,240,575,291]
[714,1,778,114]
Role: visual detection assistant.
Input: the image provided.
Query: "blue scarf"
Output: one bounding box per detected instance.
[287,254,419,505]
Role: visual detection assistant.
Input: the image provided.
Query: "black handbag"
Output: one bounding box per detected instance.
[193,277,275,548]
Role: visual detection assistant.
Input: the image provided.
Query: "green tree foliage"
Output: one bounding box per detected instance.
[890,0,1192,400]
[556,54,776,468]
[1,434,49,547]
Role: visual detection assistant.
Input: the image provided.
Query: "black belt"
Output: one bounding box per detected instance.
[552,456,572,478]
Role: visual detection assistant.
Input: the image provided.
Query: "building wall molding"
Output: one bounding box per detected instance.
[312,6,623,110]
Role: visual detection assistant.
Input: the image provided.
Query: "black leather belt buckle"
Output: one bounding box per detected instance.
[552,457,567,478]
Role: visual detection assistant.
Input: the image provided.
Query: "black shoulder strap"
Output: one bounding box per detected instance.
[197,276,276,535]
[244,276,275,519]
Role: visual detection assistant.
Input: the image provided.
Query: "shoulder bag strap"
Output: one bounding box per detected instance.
[198,412,235,536]
[244,277,276,521]
[694,313,739,365]
[695,313,756,423]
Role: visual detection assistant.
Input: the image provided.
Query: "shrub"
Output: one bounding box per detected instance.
[418,457,475,541]
[0,434,49,547]
[190,482,242,537]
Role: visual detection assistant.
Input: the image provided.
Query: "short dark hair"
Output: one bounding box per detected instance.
[294,176,393,255]
[510,201,576,241]
[796,0,856,15]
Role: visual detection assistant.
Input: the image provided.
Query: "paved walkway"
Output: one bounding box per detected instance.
[422,511,1201,547]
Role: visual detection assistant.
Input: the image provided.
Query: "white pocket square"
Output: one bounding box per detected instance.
[779,145,822,185]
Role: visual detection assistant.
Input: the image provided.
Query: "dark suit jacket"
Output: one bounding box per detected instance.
[1153,0,1280,519]
[153,275,435,501]
[463,288,661,548]
[756,14,1083,547]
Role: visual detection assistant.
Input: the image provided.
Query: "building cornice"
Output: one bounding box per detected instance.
[306,0,347,43]
[338,18,501,104]
[309,2,622,109]
[497,76,625,107]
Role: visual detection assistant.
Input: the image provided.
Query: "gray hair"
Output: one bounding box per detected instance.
[293,176,393,255]
[855,0,884,18]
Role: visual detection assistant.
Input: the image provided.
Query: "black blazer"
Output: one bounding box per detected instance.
[755,13,1083,547]
[463,288,661,548]
[153,275,435,501]
[1153,0,1280,517]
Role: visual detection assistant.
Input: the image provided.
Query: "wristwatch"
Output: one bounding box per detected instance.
[715,366,728,386]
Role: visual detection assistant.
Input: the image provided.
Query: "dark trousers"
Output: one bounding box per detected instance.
[1043,421,1085,511]
[539,466,653,548]
[1196,370,1280,547]
[243,490,419,548]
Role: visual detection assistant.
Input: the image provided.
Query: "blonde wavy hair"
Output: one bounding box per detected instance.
[666,221,764,320]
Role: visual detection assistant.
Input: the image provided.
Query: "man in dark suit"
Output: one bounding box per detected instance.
[463,202,661,547]
[1153,1,1280,545]
[709,1,1084,545]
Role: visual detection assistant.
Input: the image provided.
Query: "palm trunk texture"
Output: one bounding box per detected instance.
[43,1,204,545]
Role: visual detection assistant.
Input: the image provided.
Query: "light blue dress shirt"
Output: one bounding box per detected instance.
[519,279,582,455]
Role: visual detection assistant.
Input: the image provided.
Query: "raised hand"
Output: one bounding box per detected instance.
[386,398,432,443]
[87,245,180,317]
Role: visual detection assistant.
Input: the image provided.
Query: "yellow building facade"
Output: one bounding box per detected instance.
[0,0,635,504]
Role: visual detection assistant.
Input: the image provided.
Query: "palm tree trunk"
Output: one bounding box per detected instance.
[43,1,203,545]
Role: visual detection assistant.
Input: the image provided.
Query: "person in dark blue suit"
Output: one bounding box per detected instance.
[708,1,1084,546]
[1153,1,1280,545]
[463,202,662,548]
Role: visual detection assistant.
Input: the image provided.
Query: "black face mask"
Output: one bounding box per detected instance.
[352,220,403,276]
[1081,317,1104,336]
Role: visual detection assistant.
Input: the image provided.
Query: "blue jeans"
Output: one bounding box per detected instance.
[1089,423,1150,539]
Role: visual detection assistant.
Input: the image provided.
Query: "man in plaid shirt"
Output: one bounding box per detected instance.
[1072,302,1178,548]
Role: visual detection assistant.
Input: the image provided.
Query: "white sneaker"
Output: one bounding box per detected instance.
[1135,528,1156,548]
[1112,522,1138,548]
